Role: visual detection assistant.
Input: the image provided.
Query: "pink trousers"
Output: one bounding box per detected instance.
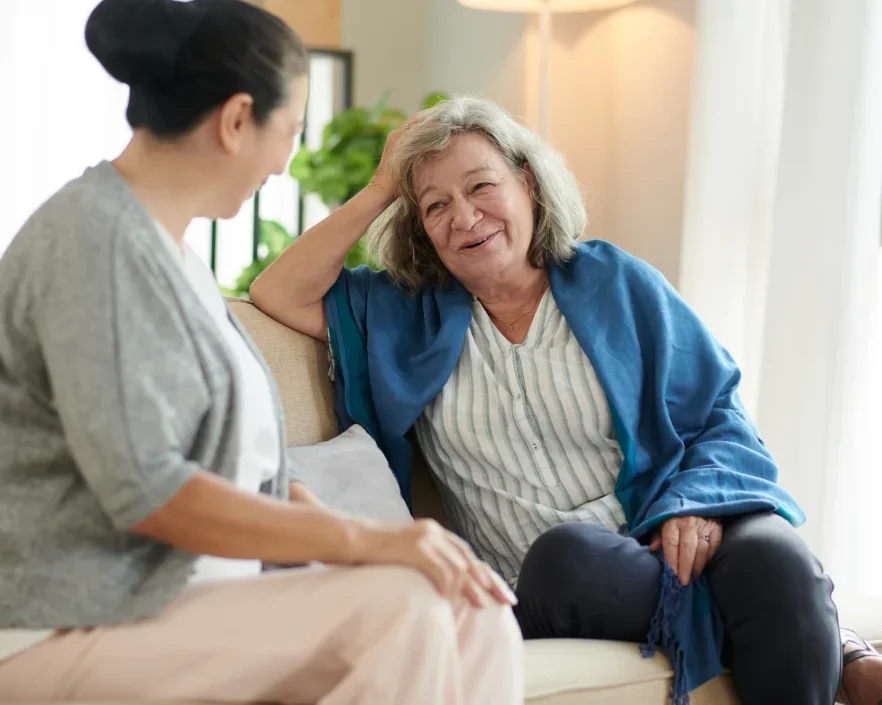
[0,565,524,705]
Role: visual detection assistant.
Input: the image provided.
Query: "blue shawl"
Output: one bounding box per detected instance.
[323,240,804,703]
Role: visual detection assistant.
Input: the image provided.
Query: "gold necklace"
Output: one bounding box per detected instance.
[487,281,548,335]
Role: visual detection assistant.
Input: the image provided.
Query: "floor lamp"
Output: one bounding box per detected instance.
[456,0,635,140]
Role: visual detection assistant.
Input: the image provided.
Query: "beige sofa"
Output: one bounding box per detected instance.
[230,299,739,705]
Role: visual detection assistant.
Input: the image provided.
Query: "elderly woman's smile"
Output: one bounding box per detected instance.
[458,231,499,251]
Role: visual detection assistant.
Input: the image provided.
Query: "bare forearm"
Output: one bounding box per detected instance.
[133,472,519,609]
[251,185,393,311]
[132,471,367,565]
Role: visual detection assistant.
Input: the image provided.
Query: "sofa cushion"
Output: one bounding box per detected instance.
[286,424,412,521]
[524,640,737,704]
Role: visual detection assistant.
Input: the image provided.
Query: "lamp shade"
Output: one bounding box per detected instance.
[458,0,634,12]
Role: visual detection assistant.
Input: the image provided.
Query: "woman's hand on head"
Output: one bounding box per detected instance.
[649,515,723,586]
[352,518,517,608]
[369,115,422,203]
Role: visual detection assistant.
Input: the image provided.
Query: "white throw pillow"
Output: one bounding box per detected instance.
[286,424,412,522]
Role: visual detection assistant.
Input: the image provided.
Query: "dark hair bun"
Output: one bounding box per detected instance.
[85,0,206,88]
[83,0,307,138]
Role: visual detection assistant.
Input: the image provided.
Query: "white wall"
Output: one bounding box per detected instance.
[341,0,697,286]
[606,2,695,286]
[0,1,131,254]
[341,0,431,112]
[426,2,529,115]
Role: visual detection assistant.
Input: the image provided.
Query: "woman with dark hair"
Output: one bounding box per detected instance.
[0,2,522,703]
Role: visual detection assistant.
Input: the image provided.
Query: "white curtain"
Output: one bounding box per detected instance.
[0,2,131,255]
[0,1,236,275]
[681,0,882,638]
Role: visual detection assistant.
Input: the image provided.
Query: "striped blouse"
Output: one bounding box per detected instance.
[413,290,627,585]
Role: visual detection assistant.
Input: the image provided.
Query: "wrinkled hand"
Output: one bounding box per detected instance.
[355,518,517,609]
[649,515,723,586]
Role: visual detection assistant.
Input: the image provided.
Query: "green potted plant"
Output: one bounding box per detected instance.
[290,91,449,206]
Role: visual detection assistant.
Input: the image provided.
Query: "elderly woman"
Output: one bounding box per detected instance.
[252,96,881,705]
[0,6,522,704]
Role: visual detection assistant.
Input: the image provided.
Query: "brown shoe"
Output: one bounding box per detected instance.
[837,628,882,705]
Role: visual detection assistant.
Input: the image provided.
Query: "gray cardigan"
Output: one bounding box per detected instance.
[0,162,292,629]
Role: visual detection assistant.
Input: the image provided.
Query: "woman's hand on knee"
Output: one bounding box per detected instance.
[352,519,518,608]
[649,516,723,586]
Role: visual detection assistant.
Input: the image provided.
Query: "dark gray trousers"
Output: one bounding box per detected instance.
[514,513,840,705]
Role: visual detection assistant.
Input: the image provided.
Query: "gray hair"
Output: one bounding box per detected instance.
[365,95,587,293]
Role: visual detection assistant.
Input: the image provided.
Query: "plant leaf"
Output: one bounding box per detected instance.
[421,91,450,110]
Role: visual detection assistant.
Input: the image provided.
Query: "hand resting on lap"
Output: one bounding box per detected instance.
[649,515,723,585]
